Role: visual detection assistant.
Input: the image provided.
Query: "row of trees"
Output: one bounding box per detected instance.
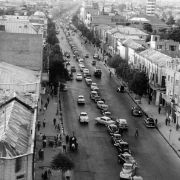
[43,18,69,88]
[107,55,149,97]
[72,15,101,47]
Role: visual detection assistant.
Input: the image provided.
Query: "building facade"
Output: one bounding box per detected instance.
[146,0,156,16]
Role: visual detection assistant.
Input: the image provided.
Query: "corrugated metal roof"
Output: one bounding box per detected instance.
[139,49,172,67]
[0,96,34,157]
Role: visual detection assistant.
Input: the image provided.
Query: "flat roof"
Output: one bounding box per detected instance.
[0,32,42,71]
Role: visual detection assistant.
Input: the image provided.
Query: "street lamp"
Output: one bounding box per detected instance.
[169,129,172,143]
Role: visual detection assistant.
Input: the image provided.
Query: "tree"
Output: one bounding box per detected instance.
[51,152,74,178]
[143,23,153,33]
[166,15,175,25]
[107,55,124,68]
[129,71,148,97]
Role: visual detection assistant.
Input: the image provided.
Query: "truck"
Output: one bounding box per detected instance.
[94,67,102,78]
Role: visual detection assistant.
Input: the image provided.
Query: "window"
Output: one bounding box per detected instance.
[24,25,27,28]
[175,80,179,86]
[169,46,176,51]
[15,157,22,173]
[157,45,162,50]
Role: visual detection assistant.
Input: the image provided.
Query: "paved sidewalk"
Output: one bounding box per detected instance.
[34,89,65,180]
[82,40,180,158]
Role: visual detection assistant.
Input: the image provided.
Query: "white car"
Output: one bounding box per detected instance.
[120,163,137,180]
[85,77,92,86]
[78,58,84,64]
[91,86,100,93]
[95,116,115,126]
[77,95,85,105]
[76,73,83,81]
[79,64,85,72]
[79,112,89,123]
[116,119,128,130]
[83,68,90,77]
[91,83,97,90]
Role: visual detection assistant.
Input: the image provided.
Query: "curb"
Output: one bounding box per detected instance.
[102,63,180,159]
[122,81,180,159]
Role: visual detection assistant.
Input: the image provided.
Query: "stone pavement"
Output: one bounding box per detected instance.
[81,38,180,158]
[34,89,66,180]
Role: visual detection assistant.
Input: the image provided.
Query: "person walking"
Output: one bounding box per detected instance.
[66,134,69,144]
[53,118,56,126]
[158,106,161,114]
[43,119,46,128]
[135,128,139,137]
[37,120,41,131]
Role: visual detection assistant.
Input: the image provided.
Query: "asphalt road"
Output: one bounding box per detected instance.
[57,24,180,180]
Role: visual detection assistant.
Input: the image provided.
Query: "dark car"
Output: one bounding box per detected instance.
[115,141,131,154]
[144,117,155,128]
[111,133,122,145]
[85,54,89,58]
[71,66,76,72]
[118,152,137,165]
[107,124,118,135]
[131,106,143,117]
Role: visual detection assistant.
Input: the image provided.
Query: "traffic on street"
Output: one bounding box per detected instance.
[55,12,180,180]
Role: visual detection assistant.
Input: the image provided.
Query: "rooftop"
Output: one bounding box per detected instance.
[0,32,42,71]
[139,48,172,67]
[0,94,35,158]
[123,38,145,50]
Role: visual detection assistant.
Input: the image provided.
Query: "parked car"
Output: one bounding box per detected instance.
[78,58,84,64]
[120,163,137,180]
[91,82,97,90]
[107,124,118,135]
[102,111,111,117]
[96,100,105,109]
[90,91,98,100]
[99,104,108,112]
[116,119,128,130]
[94,95,102,103]
[79,64,85,72]
[76,73,83,81]
[144,117,156,128]
[92,60,96,66]
[130,176,143,180]
[115,141,131,154]
[131,106,143,117]
[77,95,85,105]
[85,77,92,86]
[111,133,122,145]
[79,112,89,123]
[94,68,102,78]
[95,116,115,126]
[118,153,137,166]
[93,53,99,60]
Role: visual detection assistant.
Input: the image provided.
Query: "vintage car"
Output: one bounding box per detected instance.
[120,163,137,180]
[144,117,156,128]
[131,106,143,117]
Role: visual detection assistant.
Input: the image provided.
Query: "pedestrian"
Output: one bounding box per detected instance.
[53,118,56,126]
[43,139,47,148]
[135,128,139,137]
[42,134,46,140]
[57,124,60,131]
[47,169,52,179]
[63,143,66,153]
[38,149,42,160]
[43,119,46,128]
[158,106,161,114]
[44,170,48,180]
[66,134,69,144]
[155,119,158,126]
[37,121,41,131]
[165,118,168,126]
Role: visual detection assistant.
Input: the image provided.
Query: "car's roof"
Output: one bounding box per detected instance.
[123,163,133,167]
[120,141,128,144]
[117,119,127,122]
[80,112,87,115]
[78,95,84,98]
[77,73,82,76]
[91,90,98,93]
[97,100,104,103]
[101,116,111,120]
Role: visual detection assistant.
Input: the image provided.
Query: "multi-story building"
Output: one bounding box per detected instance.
[146,0,156,16]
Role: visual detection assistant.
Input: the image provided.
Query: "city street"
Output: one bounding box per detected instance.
[57,25,180,180]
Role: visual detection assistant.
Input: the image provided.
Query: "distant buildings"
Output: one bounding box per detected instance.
[146,0,156,16]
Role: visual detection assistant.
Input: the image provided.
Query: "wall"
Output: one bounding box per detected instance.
[0,154,33,180]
